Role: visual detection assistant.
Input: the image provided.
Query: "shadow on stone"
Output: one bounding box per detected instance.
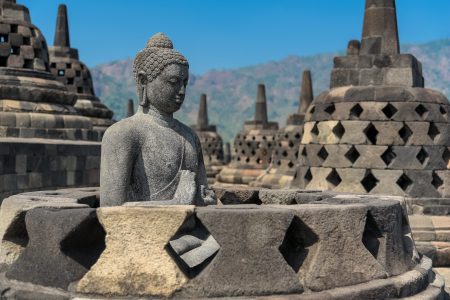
[6,208,106,289]
[362,212,383,259]
[166,215,219,279]
[60,212,106,269]
[279,216,318,272]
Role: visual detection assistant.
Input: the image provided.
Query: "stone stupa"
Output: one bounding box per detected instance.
[191,94,224,184]
[126,98,135,117]
[0,0,102,200]
[49,4,114,136]
[292,0,450,266]
[251,70,313,189]
[215,84,279,185]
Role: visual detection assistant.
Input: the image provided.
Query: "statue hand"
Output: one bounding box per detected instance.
[173,170,196,204]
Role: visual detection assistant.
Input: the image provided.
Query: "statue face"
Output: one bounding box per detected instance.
[139,64,189,114]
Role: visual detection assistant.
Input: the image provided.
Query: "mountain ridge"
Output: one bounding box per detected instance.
[92,39,450,142]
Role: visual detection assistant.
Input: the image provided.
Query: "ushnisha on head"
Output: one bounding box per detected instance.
[133,33,189,115]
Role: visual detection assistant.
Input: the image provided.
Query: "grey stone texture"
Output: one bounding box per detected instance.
[100,33,214,206]
[191,94,224,184]
[292,0,450,200]
[252,70,313,189]
[0,188,446,299]
[0,187,99,266]
[216,84,279,185]
[0,139,100,201]
[48,5,114,137]
[0,1,103,200]
[0,0,102,142]
[5,207,105,289]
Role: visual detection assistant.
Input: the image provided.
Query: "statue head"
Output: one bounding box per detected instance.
[133,33,189,115]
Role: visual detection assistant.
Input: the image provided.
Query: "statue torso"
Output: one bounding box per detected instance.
[128,114,199,201]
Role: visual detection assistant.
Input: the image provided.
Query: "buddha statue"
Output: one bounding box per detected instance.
[100,33,215,206]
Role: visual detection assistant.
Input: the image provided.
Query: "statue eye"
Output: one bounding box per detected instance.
[168,78,179,84]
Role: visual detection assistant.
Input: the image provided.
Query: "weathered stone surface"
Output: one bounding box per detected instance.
[293,0,450,202]
[212,186,260,204]
[49,4,114,135]
[190,94,224,184]
[0,193,90,266]
[100,33,214,206]
[179,206,303,298]
[6,208,105,289]
[216,84,278,185]
[252,70,312,189]
[76,206,194,297]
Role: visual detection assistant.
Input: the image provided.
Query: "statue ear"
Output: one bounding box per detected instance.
[137,72,148,106]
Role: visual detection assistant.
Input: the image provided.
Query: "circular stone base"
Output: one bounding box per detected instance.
[0,188,447,299]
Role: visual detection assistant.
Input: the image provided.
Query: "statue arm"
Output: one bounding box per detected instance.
[195,136,216,206]
[100,126,136,206]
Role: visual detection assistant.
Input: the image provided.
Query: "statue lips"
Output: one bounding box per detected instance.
[174,96,184,105]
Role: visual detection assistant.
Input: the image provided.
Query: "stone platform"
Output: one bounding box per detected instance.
[0,138,100,201]
[0,188,446,299]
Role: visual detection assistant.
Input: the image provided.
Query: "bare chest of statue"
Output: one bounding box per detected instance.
[127,116,199,201]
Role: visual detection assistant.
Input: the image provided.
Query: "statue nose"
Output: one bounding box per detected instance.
[179,84,186,95]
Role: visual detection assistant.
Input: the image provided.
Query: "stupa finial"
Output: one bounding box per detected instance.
[298,70,313,114]
[197,94,209,130]
[254,84,268,123]
[54,4,70,47]
[361,0,400,55]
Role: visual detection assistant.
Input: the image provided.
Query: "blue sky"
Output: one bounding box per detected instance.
[23,0,450,74]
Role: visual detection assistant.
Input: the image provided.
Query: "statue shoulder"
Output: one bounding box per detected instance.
[102,117,140,145]
[175,120,200,142]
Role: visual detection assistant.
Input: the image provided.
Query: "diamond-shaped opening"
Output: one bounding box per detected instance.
[382,103,398,119]
[309,106,315,114]
[332,122,345,139]
[3,211,29,249]
[440,106,447,116]
[443,148,450,165]
[345,146,360,164]
[381,146,396,166]
[415,104,429,118]
[350,104,363,119]
[288,161,295,168]
[362,212,383,259]
[282,150,288,157]
[324,104,335,115]
[301,147,307,157]
[428,122,440,141]
[416,148,429,165]
[364,123,378,145]
[361,170,379,193]
[166,215,219,279]
[326,168,342,187]
[311,123,319,136]
[304,168,313,185]
[397,173,413,192]
[432,172,444,190]
[398,124,413,144]
[279,216,318,273]
[60,213,106,269]
[295,133,301,139]
[317,146,328,162]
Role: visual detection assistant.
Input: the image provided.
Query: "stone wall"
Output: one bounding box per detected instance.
[0,138,100,201]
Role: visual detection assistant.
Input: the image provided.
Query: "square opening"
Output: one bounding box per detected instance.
[67,77,74,85]
[10,24,18,33]
[58,69,65,76]
[23,59,33,69]
[10,46,20,55]
[77,87,84,93]
[23,37,30,45]
[0,34,8,43]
